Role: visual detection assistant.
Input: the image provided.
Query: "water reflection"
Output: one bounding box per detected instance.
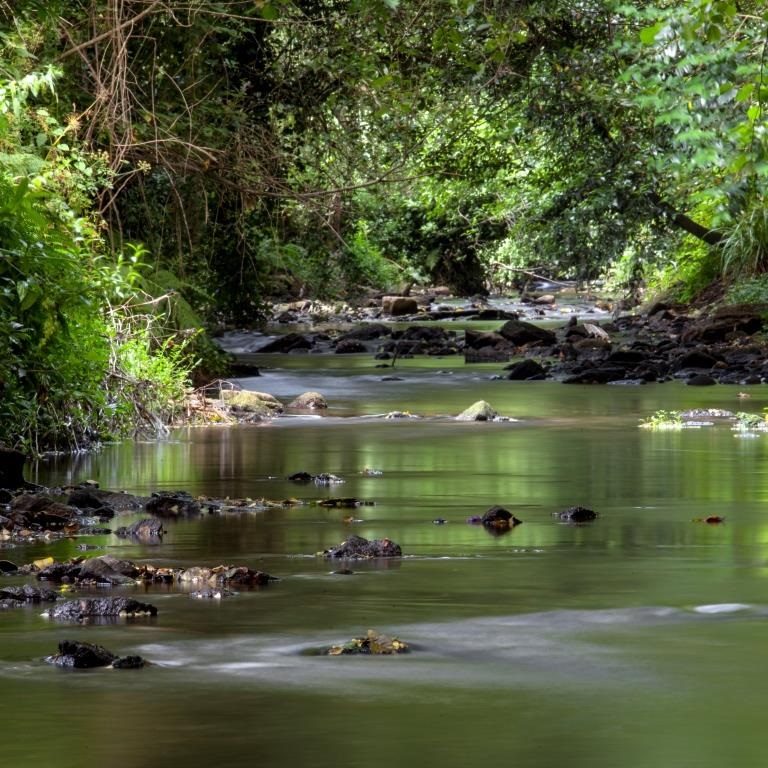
[8,377,768,768]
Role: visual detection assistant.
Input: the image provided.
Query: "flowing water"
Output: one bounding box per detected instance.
[4,351,768,768]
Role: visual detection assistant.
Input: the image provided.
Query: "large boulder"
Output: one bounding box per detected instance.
[288,391,328,409]
[499,319,557,347]
[456,400,499,421]
[382,296,418,316]
[76,555,140,586]
[505,359,547,380]
[45,640,147,669]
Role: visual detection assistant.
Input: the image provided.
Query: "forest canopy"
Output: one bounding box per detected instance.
[2,0,768,449]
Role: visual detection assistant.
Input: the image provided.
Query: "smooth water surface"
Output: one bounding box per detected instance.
[4,353,768,768]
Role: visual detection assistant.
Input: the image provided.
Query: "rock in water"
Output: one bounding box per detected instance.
[326,629,409,655]
[288,391,328,409]
[557,506,597,522]
[456,400,499,421]
[321,534,402,559]
[46,640,147,669]
[481,505,523,528]
[44,597,158,622]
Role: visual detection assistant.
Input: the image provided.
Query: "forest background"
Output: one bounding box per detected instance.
[1,0,767,453]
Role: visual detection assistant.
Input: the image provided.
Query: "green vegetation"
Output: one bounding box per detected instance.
[639,410,684,431]
[4,1,768,450]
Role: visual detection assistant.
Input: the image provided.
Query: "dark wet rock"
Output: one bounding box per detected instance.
[47,640,117,668]
[45,597,158,621]
[673,350,719,370]
[499,319,557,347]
[288,391,328,409]
[326,629,409,655]
[0,448,28,490]
[686,373,717,386]
[335,323,391,342]
[321,534,402,559]
[46,640,147,669]
[115,518,164,543]
[211,566,276,586]
[469,308,520,321]
[111,655,147,669]
[481,505,523,528]
[505,359,547,380]
[5,493,83,536]
[463,330,514,362]
[190,587,238,599]
[605,349,649,365]
[288,471,314,483]
[36,561,83,582]
[66,487,148,513]
[456,400,499,421]
[335,339,367,354]
[562,366,627,384]
[382,296,418,316]
[0,560,18,574]
[557,506,597,522]
[682,305,765,343]
[255,332,314,353]
[317,498,374,508]
[146,491,201,518]
[0,584,58,603]
[77,555,140,585]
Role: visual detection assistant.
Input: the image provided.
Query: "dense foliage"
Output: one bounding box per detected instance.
[3,0,768,449]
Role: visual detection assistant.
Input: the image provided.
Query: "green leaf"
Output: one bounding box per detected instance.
[735,83,754,103]
[639,22,663,45]
[258,3,279,20]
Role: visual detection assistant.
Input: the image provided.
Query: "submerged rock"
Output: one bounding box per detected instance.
[326,629,409,656]
[44,597,158,622]
[46,640,147,669]
[115,518,164,543]
[557,506,597,523]
[481,505,523,528]
[321,534,402,559]
[145,491,201,518]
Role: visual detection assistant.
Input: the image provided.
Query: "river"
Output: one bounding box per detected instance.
[3,350,768,768]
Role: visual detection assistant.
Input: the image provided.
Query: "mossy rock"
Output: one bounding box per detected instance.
[220,390,283,414]
[326,629,409,656]
[455,400,498,421]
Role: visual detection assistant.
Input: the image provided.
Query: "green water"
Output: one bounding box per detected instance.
[3,358,768,768]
